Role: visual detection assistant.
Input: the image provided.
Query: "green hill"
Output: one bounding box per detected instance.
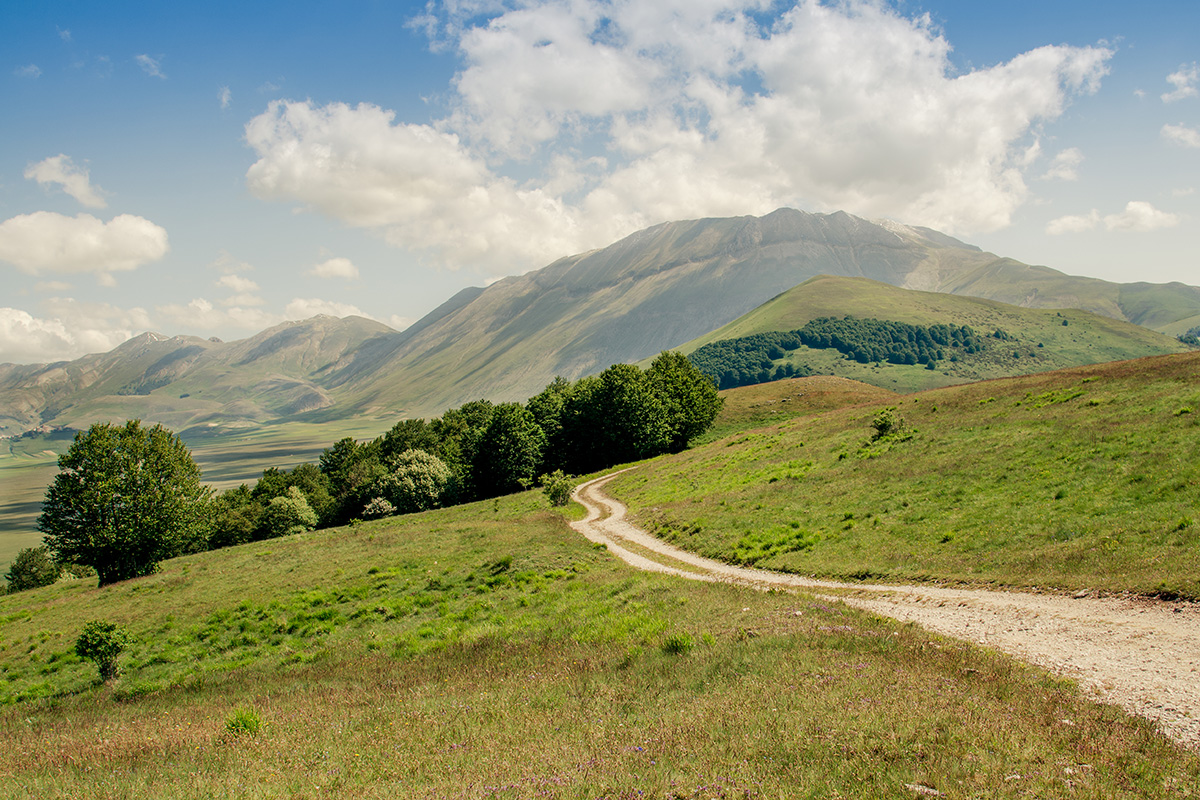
[613,351,1200,599]
[668,275,1190,393]
[1,482,1196,794]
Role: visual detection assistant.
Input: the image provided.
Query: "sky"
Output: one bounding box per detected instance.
[1,0,1197,364]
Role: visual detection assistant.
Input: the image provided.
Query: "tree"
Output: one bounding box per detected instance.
[647,351,723,452]
[377,449,453,514]
[39,420,211,586]
[474,403,546,497]
[4,546,61,593]
[259,486,318,539]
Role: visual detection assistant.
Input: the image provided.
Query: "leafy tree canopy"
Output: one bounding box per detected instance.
[39,420,211,586]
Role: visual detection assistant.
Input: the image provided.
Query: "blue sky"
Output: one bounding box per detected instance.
[2,0,1197,363]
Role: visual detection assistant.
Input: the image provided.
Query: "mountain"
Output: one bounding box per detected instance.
[3,208,1198,437]
[0,315,395,437]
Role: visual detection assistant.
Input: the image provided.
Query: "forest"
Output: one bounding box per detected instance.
[689,316,983,389]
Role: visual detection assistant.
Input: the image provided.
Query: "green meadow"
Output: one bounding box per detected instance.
[2,488,1198,797]
[614,352,1200,599]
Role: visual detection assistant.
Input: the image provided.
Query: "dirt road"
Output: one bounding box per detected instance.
[570,471,1200,750]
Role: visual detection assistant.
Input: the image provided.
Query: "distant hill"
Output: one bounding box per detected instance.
[0,315,395,437]
[667,275,1190,393]
[3,207,1199,437]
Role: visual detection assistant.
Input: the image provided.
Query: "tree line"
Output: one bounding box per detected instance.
[689,316,983,388]
[12,352,721,589]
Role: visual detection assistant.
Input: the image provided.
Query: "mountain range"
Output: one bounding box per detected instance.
[2,207,1197,439]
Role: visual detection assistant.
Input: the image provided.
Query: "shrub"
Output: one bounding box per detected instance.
[75,620,131,681]
[225,706,264,736]
[661,632,694,656]
[540,470,574,507]
[871,408,906,440]
[4,546,61,593]
[362,497,396,520]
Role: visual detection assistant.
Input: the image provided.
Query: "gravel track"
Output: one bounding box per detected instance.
[570,471,1200,750]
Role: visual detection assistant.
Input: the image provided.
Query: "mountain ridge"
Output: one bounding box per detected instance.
[2,207,1198,437]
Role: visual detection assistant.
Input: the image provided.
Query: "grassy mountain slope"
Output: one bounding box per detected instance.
[614,351,1200,599]
[1,489,1196,795]
[672,275,1189,393]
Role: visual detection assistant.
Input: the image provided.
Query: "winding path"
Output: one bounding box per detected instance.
[571,471,1200,750]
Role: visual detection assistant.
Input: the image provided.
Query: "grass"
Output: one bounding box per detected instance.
[1,487,1196,796]
[614,351,1200,599]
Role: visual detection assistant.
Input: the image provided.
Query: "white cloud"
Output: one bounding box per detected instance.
[246,0,1112,273]
[309,257,359,279]
[24,154,108,208]
[1046,202,1181,235]
[1103,201,1180,232]
[1162,123,1200,148]
[33,280,72,292]
[1046,210,1099,234]
[136,54,166,79]
[57,27,71,42]
[1042,148,1084,181]
[1173,187,1196,197]
[1162,63,1198,103]
[387,315,414,331]
[219,86,231,109]
[284,298,369,319]
[0,212,169,280]
[0,301,152,364]
[155,298,280,332]
[216,274,259,293]
[14,64,41,78]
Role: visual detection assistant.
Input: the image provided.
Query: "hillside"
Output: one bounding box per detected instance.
[613,350,1200,599]
[670,275,1190,393]
[2,485,1197,794]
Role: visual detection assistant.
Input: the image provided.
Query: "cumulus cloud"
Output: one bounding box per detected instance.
[245,0,1112,274]
[309,257,359,279]
[284,298,369,319]
[1103,201,1180,232]
[1047,202,1180,234]
[219,86,231,109]
[136,54,166,79]
[1162,123,1200,148]
[0,300,152,364]
[1042,148,1084,181]
[1162,63,1198,103]
[14,64,41,78]
[155,298,280,332]
[24,154,107,208]
[216,274,259,293]
[1046,210,1100,234]
[0,212,169,281]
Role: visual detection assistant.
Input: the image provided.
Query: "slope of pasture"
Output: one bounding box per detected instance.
[0,491,1196,796]
[614,351,1200,599]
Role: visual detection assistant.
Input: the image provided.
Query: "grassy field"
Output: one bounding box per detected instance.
[2,487,1197,797]
[613,351,1200,599]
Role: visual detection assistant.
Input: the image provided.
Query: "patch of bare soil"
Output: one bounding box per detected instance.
[571,472,1200,750]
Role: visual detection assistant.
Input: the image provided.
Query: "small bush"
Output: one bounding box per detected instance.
[540,470,574,507]
[362,497,396,520]
[4,546,61,593]
[871,408,906,440]
[225,706,264,736]
[661,632,694,656]
[75,620,131,681]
